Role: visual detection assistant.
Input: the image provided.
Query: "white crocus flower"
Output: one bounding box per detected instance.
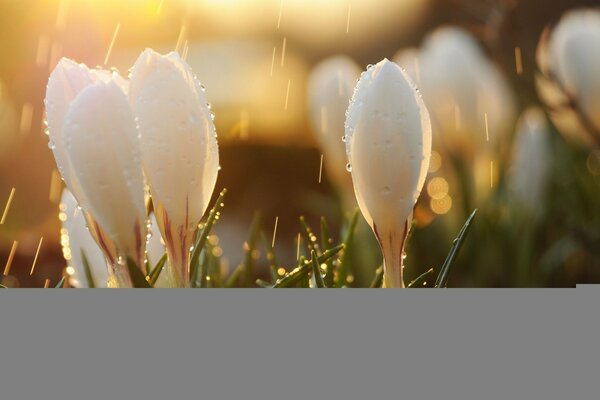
[508,107,552,216]
[345,59,432,288]
[46,59,146,287]
[60,189,109,288]
[536,8,600,147]
[308,56,361,207]
[417,27,516,157]
[129,49,219,287]
[62,79,147,286]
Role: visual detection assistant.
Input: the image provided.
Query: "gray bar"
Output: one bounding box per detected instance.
[0,289,598,399]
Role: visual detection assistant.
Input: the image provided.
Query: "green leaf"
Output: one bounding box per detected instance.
[0,283,7,288]
[126,257,152,288]
[189,188,227,286]
[311,250,326,288]
[407,268,434,288]
[54,276,66,288]
[81,250,96,288]
[147,253,167,287]
[369,266,384,288]
[435,209,478,288]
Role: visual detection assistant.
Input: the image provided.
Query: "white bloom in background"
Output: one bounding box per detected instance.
[62,80,147,284]
[345,59,431,288]
[393,47,421,85]
[418,26,516,157]
[536,8,600,147]
[60,189,109,288]
[130,49,219,287]
[508,107,552,215]
[308,56,360,206]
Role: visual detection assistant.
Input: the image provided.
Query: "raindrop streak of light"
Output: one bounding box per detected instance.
[271,216,279,248]
[346,4,352,33]
[270,46,276,76]
[49,40,62,71]
[490,160,494,188]
[49,169,62,204]
[280,37,287,67]
[30,237,44,276]
[20,103,33,135]
[318,154,324,184]
[514,46,523,76]
[43,279,51,288]
[175,23,187,54]
[296,232,302,260]
[104,23,121,66]
[156,0,165,15]
[56,0,69,31]
[484,112,489,142]
[284,79,291,110]
[277,0,284,29]
[36,35,50,68]
[182,40,189,61]
[3,241,18,276]
[0,187,16,225]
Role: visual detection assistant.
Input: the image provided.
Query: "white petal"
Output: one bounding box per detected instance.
[130,49,219,231]
[345,59,431,233]
[61,190,109,288]
[308,56,360,194]
[63,81,146,261]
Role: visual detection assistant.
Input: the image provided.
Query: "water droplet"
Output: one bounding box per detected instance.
[345,163,352,172]
[217,165,222,171]
[342,135,346,143]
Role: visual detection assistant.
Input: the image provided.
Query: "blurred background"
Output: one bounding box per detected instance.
[0,0,599,287]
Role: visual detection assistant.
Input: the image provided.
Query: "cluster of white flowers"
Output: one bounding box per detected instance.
[47,50,219,288]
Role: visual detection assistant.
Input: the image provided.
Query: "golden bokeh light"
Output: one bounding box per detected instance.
[427,177,449,200]
[430,194,452,215]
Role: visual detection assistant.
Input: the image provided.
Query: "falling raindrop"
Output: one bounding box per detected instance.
[346,163,352,172]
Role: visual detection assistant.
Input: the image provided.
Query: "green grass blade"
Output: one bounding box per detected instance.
[369,266,384,288]
[320,217,335,287]
[225,263,245,288]
[81,250,96,289]
[435,209,478,288]
[240,212,262,287]
[126,257,152,288]
[336,209,359,287]
[311,250,326,288]
[272,244,344,288]
[260,231,279,283]
[299,216,320,255]
[407,268,434,288]
[147,253,167,287]
[54,276,66,288]
[189,189,227,286]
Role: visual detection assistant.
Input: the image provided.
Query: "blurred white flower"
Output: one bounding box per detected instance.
[508,107,552,215]
[536,8,600,147]
[345,59,431,288]
[308,55,360,207]
[60,189,109,288]
[130,49,219,287]
[61,80,147,282]
[416,27,516,157]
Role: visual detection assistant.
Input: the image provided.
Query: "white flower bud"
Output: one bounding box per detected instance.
[418,27,516,157]
[62,80,147,277]
[508,107,552,215]
[129,49,219,287]
[536,8,600,146]
[345,59,431,288]
[308,56,360,206]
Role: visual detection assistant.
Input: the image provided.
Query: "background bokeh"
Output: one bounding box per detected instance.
[0,0,598,287]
